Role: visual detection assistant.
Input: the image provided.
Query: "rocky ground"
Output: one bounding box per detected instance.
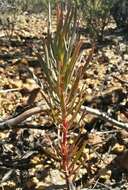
[0,14,128,190]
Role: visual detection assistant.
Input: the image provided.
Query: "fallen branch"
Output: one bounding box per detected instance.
[0,88,21,93]
[0,107,46,130]
[82,106,128,130]
[0,106,128,131]
[112,75,128,86]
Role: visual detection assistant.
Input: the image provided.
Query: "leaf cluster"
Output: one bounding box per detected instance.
[37,4,91,127]
[35,3,94,182]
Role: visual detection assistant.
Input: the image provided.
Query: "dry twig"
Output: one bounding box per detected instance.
[0,106,128,131]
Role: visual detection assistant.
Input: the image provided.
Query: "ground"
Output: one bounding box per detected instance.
[0,13,128,190]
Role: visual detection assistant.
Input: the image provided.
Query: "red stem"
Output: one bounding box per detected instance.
[61,118,69,173]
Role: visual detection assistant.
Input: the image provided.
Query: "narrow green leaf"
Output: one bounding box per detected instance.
[67,66,82,104]
[69,133,87,168]
[64,41,82,88]
[68,89,87,128]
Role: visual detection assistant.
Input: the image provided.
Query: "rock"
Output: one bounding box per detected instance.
[123,54,128,61]
[119,43,127,53]
[45,169,65,185]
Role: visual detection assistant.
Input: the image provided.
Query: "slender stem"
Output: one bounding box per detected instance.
[66,175,76,190]
[61,119,76,190]
[61,118,76,190]
[62,119,68,173]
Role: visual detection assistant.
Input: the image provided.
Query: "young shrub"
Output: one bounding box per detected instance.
[0,0,25,41]
[0,1,17,41]
[111,0,128,29]
[33,3,93,189]
[81,0,113,42]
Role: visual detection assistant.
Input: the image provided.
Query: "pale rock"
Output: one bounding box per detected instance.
[119,43,127,53]
[123,54,128,61]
